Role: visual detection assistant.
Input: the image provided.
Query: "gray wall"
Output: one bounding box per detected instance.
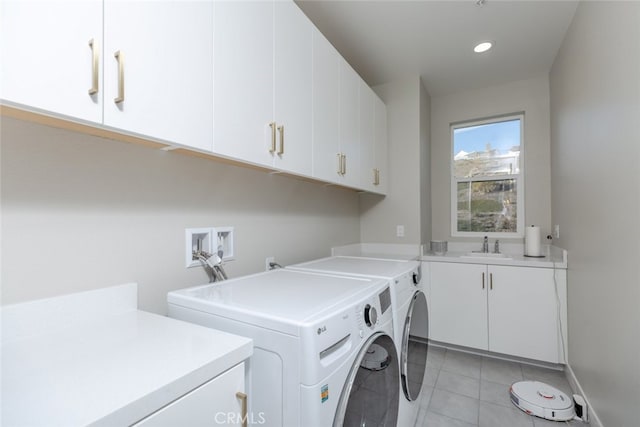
[360,75,428,244]
[430,77,552,241]
[549,2,640,426]
[1,117,361,314]
[420,80,432,245]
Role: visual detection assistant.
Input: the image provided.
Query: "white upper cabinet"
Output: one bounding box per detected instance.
[273,1,313,175]
[213,0,312,176]
[374,95,389,194]
[338,60,361,187]
[0,0,103,123]
[312,39,387,194]
[2,0,387,192]
[311,29,341,183]
[103,1,213,151]
[213,0,274,168]
[359,83,388,194]
[359,82,376,192]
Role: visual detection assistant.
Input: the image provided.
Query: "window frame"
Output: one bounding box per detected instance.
[450,113,525,238]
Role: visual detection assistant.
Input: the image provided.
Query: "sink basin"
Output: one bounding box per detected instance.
[460,252,513,260]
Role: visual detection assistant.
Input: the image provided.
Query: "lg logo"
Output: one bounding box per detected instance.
[317,325,327,335]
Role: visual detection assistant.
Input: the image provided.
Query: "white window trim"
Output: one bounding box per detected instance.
[450,113,525,238]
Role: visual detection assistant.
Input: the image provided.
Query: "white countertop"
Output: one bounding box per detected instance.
[421,244,567,269]
[1,283,253,427]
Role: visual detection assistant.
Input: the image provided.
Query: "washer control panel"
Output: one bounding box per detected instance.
[355,286,392,332]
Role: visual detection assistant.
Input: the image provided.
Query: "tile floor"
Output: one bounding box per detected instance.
[414,346,584,427]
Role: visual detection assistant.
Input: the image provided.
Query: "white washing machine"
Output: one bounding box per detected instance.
[168,269,399,427]
[288,256,429,427]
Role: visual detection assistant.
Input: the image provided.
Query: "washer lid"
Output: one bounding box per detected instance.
[510,381,573,410]
[289,256,419,279]
[168,269,387,334]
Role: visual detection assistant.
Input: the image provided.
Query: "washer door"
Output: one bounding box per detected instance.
[401,291,429,401]
[333,333,399,427]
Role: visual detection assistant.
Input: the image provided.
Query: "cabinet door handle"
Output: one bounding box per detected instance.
[482,272,485,289]
[337,153,343,175]
[341,154,347,175]
[277,125,284,155]
[269,122,276,153]
[236,392,248,427]
[490,273,493,290]
[376,169,380,185]
[88,39,99,95]
[114,51,124,104]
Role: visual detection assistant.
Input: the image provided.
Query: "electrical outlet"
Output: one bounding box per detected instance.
[554,224,560,239]
[396,225,405,238]
[265,256,275,271]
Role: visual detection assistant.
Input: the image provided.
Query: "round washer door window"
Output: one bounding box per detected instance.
[333,333,399,427]
[401,291,429,401]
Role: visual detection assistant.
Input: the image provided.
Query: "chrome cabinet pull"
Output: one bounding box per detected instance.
[277,125,284,155]
[88,39,99,95]
[114,51,124,104]
[482,272,485,289]
[341,154,346,175]
[490,273,493,290]
[236,392,248,427]
[337,153,343,175]
[269,122,276,153]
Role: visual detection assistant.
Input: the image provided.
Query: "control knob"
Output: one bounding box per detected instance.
[364,304,377,327]
[413,267,422,285]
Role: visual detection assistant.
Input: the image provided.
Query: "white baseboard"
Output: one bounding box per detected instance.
[565,363,603,427]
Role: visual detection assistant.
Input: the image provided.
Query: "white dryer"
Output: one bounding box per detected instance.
[288,256,429,427]
[168,269,399,427]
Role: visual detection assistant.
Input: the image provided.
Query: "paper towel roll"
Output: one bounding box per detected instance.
[525,225,541,256]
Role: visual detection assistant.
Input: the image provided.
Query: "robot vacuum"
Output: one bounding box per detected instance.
[510,381,576,422]
[361,343,391,371]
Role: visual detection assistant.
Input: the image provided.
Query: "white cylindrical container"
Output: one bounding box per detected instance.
[525,225,541,256]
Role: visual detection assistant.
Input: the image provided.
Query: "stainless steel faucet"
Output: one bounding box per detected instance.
[482,236,489,253]
[494,239,500,254]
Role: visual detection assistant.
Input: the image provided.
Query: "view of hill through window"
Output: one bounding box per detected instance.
[453,118,521,233]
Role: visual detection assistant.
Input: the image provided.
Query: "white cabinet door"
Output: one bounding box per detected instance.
[213,0,274,167]
[103,1,213,151]
[311,29,341,183]
[339,60,361,187]
[359,82,376,192]
[488,266,560,362]
[273,0,313,175]
[213,0,312,174]
[430,262,488,350]
[373,96,388,194]
[133,363,245,427]
[0,0,102,123]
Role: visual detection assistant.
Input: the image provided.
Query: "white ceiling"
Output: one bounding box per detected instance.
[295,0,579,96]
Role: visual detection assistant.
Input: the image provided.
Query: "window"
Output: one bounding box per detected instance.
[451,114,524,237]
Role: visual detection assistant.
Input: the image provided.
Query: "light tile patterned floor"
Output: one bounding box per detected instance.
[414,346,584,427]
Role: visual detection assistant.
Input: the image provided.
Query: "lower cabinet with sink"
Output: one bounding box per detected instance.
[429,261,567,364]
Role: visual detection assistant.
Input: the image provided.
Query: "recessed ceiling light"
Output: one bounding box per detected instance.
[474,41,493,53]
